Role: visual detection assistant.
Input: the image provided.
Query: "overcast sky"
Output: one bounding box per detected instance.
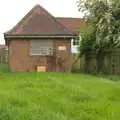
[1,0,83,44]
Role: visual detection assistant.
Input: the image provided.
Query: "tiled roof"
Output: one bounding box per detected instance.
[5,5,75,36]
[56,17,87,35]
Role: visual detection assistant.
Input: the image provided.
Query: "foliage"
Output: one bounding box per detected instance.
[77,0,120,56]
[79,31,96,56]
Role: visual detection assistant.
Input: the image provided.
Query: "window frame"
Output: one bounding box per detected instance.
[72,39,80,46]
[29,40,53,56]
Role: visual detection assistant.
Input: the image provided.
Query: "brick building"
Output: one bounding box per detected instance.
[4,5,80,72]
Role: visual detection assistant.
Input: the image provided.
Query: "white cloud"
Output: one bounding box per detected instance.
[1,0,83,44]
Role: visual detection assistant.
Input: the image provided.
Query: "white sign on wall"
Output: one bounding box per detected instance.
[58,46,66,51]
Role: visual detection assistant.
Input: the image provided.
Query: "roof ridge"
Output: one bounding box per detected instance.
[6,4,75,35]
[56,17,84,19]
[56,17,85,22]
[35,5,75,35]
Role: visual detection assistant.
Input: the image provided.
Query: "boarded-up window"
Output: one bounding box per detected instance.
[30,40,53,56]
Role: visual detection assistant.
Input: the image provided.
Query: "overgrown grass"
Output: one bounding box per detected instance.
[0,65,120,119]
[0,64,9,73]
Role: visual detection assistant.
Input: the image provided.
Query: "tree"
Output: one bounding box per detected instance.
[78,0,120,52]
[79,31,96,56]
[77,0,120,72]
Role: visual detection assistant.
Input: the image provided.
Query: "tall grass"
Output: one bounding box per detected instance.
[0,64,9,73]
[0,66,120,119]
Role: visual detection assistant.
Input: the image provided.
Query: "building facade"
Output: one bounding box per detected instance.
[4,5,77,72]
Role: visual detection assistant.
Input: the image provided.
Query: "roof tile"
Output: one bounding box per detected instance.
[56,17,87,34]
[6,5,74,36]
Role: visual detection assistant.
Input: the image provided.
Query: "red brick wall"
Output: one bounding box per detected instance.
[8,38,72,72]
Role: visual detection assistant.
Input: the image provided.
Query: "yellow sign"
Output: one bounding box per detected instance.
[37,66,46,72]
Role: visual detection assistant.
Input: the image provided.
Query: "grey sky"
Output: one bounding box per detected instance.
[1,0,83,44]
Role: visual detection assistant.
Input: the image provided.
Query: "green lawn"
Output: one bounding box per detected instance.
[0,65,120,119]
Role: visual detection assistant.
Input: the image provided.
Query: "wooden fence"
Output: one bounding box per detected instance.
[79,49,120,74]
[72,53,81,71]
[0,49,8,64]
